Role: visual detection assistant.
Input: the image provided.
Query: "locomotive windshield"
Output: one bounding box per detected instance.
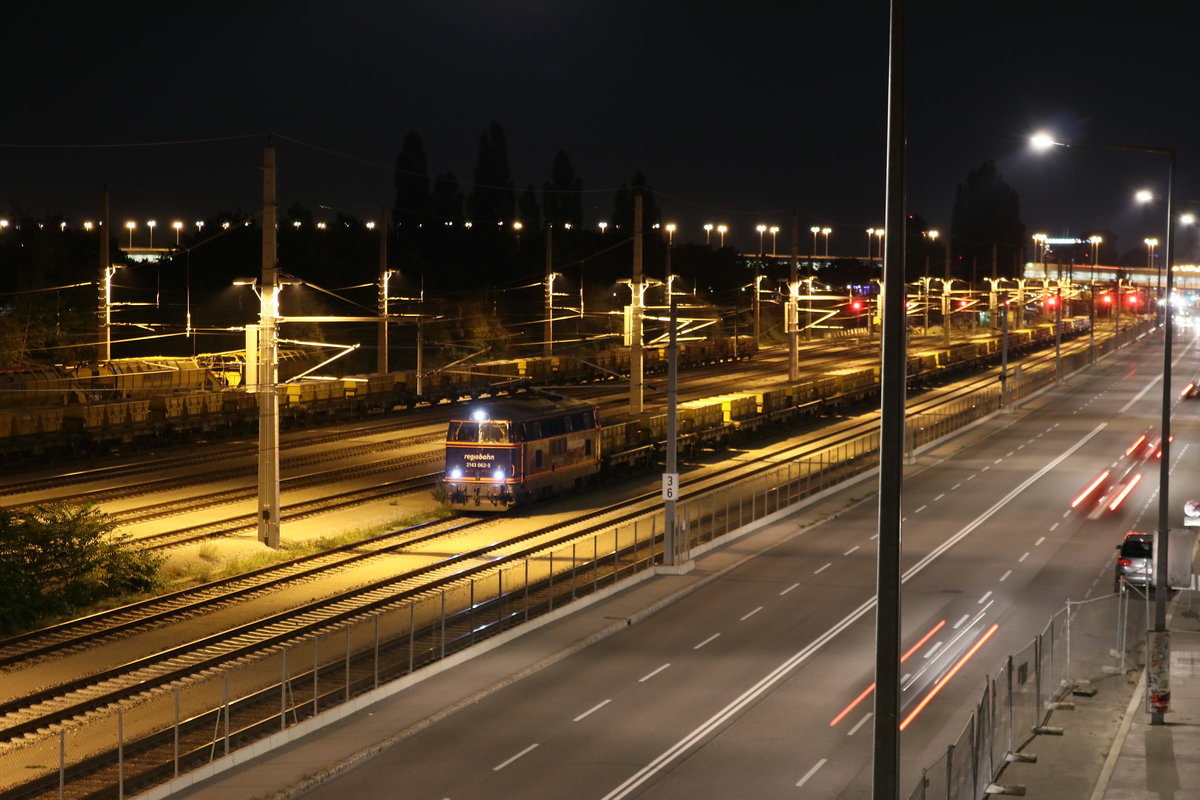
[447,420,511,443]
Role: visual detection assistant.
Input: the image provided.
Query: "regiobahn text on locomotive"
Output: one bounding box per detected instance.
[443,399,601,510]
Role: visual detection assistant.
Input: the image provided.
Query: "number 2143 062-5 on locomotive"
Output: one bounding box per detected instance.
[442,399,601,510]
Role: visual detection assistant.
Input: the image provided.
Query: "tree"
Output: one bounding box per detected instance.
[518,183,541,232]
[431,172,465,226]
[950,161,1025,279]
[0,503,161,633]
[393,132,432,235]
[468,121,516,226]
[611,171,661,232]
[543,150,583,229]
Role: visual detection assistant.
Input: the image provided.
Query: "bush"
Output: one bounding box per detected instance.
[0,503,162,634]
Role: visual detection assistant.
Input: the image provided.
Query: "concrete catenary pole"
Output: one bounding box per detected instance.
[630,193,644,415]
[376,212,389,374]
[545,224,553,358]
[258,146,281,549]
[98,187,111,361]
[790,211,800,382]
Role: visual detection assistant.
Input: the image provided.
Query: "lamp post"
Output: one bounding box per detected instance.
[125,220,136,248]
[599,221,608,234]
[1032,233,1047,270]
[821,226,832,256]
[1032,130,1177,724]
[810,225,820,256]
[756,224,766,255]
[147,219,156,248]
[172,220,183,247]
[704,223,713,245]
[1146,237,1160,306]
[769,225,779,256]
[717,224,727,248]
[866,228,876,260]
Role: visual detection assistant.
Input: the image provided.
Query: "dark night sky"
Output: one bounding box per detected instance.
[3,0,1198,259]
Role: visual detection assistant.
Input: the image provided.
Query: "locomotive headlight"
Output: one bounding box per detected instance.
[450,468,463,480]
[471,408,489,421]
[492,468,506,481]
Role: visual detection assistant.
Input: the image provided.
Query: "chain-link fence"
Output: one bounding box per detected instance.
[907,588,1161,799]
[0,319,1155,800]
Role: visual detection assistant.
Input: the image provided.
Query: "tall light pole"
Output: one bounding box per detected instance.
[147,219,156,248]
[866,228,876,260]
[769,225,779,256]
[810,225,820,256]
[1032,130,1177,725]
[704,223,713,245]
[172,220,183,247]
[1146,237,1160,306]
[821,226,832,256]
[717,224,727,248]
[756,224,766,255]
[125,220,136,249]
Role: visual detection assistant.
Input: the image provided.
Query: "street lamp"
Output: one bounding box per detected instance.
[810,225,820,255]
[172,220,183,246]
[599,221,608,234]
[1146,237,1160,304]
[866,228,876,259]
[717,224,727,248]
[821,227,832,256]
[756,224,767,255]
[1089,235,1102,267]
[704,223,713,245]
[125,220,136,248]
[1031,129,1178,723]
[1032,233,1048,268]
[769,226,779,256]
[147,219,156,248]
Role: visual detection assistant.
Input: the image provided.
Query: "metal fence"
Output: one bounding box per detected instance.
[0,319,1154,800]
[906,588,1154,799]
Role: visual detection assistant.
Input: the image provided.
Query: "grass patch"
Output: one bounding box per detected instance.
[164,508,452,589]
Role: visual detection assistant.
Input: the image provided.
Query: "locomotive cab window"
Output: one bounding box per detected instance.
[448,421,479,442]
[480,421,510,442]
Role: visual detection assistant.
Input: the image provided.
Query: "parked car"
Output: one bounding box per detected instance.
[1114,532,1153,591]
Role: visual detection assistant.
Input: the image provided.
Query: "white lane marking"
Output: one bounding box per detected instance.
[741,607,763,621]
[1017,444,1026,450]
[1000,570,1012,582]
[982,465,991,472]
[494,743,539,771]
[966,474,976,481]
[901,672,911,683]
[978,591,993,604]
[844,545,860,556]
[1006,451,1014,457]
[639,663,671,683]
[923,642,943,659]
[953,614,970,630]
[1035,536,1046,546]
[814,563,831,575]
[574,699,612,722]
[952,483,962,490]
[600,423,1109,800]
[914,505,927,514]
[1050,522,1060,531]
[934,493,946,501]
[1019,552,1030,562]
[870,533,880,540]
[694,634,721,650]
[994,458,1003,464]
[847,713,873,736]
[796,759,828,787]
[1062,510,1071,518]
[780,582,800,596]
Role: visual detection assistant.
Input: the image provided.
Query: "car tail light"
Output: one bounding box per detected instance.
[1072,471,1110,508]
[1126,434,1147,456]
[1108,473,1143,510]
[1117,558,1133,567]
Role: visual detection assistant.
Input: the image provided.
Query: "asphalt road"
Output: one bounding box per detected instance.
[282,327,1200,799]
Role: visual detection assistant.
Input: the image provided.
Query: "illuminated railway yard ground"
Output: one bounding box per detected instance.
[0,319,1160,799]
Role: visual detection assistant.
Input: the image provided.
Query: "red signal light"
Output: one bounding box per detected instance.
[1100,294,1113,305]
[850,299,864,311]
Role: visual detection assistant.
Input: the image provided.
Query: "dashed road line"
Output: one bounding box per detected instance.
[1000,570,1012,582]
[796,759,828,788]
[741,606,763,621]
[694,634,721,650]
[639,663,671,683]
[780,582,800,596]
[978,590,993,604]
[574,699,612,722]
[814,563,831,575]
[494,743,539,771]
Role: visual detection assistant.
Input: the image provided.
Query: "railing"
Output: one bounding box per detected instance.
[0,319,1156,800]
[907,588,1154,799]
